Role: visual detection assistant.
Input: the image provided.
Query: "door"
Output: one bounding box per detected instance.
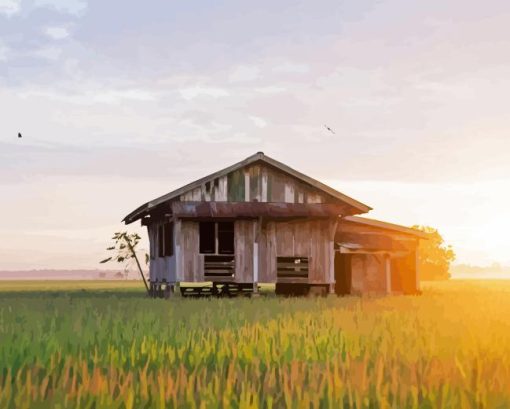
[334,252,352,295]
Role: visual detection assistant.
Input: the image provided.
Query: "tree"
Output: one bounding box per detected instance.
[100,232,150,294]
[412,225,455,280]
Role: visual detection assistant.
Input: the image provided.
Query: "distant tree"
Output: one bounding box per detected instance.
[412,226,456,280]
[100,232,150,293]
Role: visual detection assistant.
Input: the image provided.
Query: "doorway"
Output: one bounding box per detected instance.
[334,252,352,295]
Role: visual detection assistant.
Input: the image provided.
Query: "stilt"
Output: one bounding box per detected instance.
[252,282,260,297]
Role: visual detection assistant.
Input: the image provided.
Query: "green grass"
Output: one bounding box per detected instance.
[1,280,510,408]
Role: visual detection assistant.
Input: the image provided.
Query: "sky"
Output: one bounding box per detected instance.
[1,0,509,270]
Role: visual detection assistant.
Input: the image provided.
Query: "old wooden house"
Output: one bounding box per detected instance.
[123,152,426,296]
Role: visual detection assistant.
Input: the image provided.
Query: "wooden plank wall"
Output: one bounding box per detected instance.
[147,223,177,283]
[149,217,335,285]
[234,220,256,283]
[179,164,331,204]
[258,219,334,284]
[350,254,388,294]
[176,220,204,282]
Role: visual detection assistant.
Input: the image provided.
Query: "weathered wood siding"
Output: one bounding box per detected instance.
[350,254,387,294]
[258,219,335,284]
[179,164,330,204]
[147,223,177,283]
[234,220,256,283]
[176,220,204,282]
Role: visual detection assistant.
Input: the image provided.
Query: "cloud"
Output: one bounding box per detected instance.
[33,0,87,16]
[33,46,63,60]
[0,42,9,61]
[179,86,230,100]
[273,62,309,74]
[249,115,267,128]
[0,0,20,16]
[254,86,286,94]
[45,26,70,40]
[229,65,260,82]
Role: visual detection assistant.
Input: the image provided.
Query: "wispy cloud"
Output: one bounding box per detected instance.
[0,41,9,60]
[44,26,70,40]
[32,46,63,60]
[249,115,267,128]
[33,0,87,16]
[179,86,230,100]
[229,65,260,82]
[0,0,20,16]
[273,62,309,74]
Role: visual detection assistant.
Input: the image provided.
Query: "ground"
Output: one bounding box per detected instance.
[1,280,509,408]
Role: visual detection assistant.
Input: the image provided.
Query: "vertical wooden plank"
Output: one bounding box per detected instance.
[350,255,365,294]
[253,241,259,282]
[180,221,202,281]
[275,221,294,256]
[284,183,295,203]
[328,240,335,293]
[269,170,285,202]
[244,170,250,202]
[228,169,245,201]
[261,168,268,202]
[294,220,310,257]
[257,223,267,281]
[213,176,228,201]
[192,187,202,201]
[202,183,212,202]
[308,220,331,284]
[234,220,254,283]
[266,222,277,282]
[249,165,260,201]
[174,219,183,281]
[385,255,392,294]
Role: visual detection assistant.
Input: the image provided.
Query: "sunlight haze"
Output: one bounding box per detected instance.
[1,0,509,269]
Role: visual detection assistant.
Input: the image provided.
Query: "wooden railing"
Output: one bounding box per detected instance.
[204,255,235,279]
[277,257,309,279]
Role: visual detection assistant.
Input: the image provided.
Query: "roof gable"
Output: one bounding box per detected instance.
[124,152,372,223]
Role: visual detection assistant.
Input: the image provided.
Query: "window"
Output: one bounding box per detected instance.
[199,221,234,255]
[157,222,174,257]
[218,222,234,254]
[199,222,216,254]
[158,225,164,257]
[163,222,173,257]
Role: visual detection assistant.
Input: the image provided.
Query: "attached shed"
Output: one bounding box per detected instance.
[123,152,425,296]
[336,216,428,295]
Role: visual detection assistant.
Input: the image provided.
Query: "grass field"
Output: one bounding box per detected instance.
[1,280,510,408]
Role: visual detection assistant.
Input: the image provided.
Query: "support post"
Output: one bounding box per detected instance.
[385,254,392,295]
[253,218,260,296]
[328,217,338,295]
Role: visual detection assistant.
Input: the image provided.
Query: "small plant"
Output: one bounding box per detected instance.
[100,232,150,294]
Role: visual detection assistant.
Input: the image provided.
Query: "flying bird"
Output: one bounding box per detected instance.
[18,132,22,138]
[324,125,335,134]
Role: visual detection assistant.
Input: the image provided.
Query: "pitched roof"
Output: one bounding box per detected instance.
[123,152,372,223]
[342,216,429,239]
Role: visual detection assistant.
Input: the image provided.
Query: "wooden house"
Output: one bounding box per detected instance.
[123,152,426,296]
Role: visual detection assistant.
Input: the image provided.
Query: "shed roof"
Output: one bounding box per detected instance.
[124,152,372,224]
[341,216,428,239]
